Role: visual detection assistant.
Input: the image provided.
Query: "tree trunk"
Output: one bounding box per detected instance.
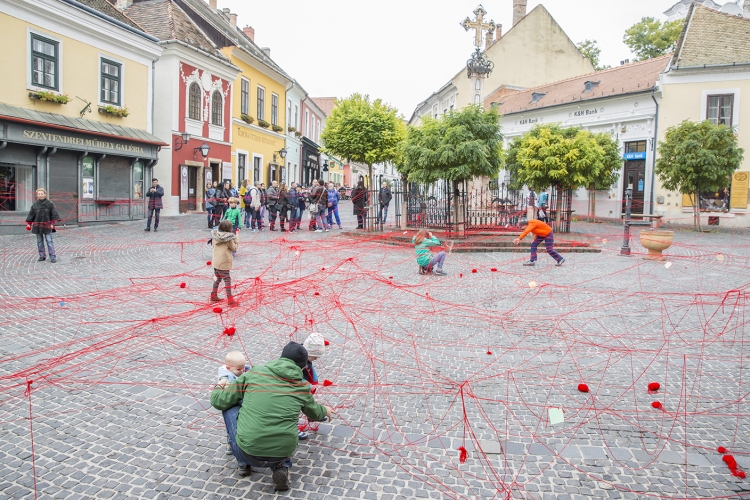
[554,185,563,232]
[452,179,465,239]
[588,183,597,222]
[693,190,701,232]
[367,163,373,231]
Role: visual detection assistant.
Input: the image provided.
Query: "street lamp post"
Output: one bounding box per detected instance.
[620,184,652,256]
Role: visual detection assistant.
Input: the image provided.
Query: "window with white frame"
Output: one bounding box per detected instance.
[257,86,265,121]
[241,79,249,115]
[100,58,121,105]
[707,94,734,127]
[305,110,310,136]
[287,99,292,130]
[211,90,223,126]
[272,93,279,125]
[188,82,201,120]
[31,33,59,90]
[294,105,299,130]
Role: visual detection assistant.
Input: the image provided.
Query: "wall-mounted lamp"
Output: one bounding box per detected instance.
[322,160,329,172]
[194,143,210,159]
[273,148,287,163]
[174,132,191,151]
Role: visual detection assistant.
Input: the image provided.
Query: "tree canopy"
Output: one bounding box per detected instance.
[505,124,619,191]
[655,119,744,230]
[400,105,503,184]
[623,17,683,61]
[577,39,608,71]
[320,94,405,171]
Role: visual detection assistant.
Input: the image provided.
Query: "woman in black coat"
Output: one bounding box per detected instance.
[25,188,61,262]
[351,180,368,229]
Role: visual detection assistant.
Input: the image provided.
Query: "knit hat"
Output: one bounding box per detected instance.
[303,332,326,359]
[280,341,308,368]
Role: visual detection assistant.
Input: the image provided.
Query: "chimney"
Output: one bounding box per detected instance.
[230,13,237,28]
[496,24,502,39]
[209,0,217,10]
[513,0,527,27]
[745,0,750,18]
[261,47,271,58]
[485,29,494,49]
[115,0,132,8]
[243,26,255,42]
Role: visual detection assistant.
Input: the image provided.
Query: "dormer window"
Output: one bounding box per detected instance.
[584,81,600,93]
[531,92,546,103]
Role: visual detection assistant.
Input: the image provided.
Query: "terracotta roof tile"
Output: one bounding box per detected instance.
[491,55,671,116]
[75,0,145,31]
[310,97,337,117]
[674,4,750,67]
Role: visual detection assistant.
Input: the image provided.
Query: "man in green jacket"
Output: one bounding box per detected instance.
[210,342,332,491]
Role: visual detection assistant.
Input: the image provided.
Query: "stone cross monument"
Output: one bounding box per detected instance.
[461,5,496,48]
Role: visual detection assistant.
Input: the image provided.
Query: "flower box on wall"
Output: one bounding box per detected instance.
[28,91,70,104]
[257,119,270,129]
[271,124,283,133]
[287,126,296,133]
[294,131,302,138]
[241,114,254,124]
[98,105,129,118]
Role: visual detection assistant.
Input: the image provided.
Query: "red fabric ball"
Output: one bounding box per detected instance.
[389,276,393,279]
[718,446,727,454]
[321,267,325,271]
[322,379,333,386]
[314,292,320,296]
[648,382,660,392]
[472,269,477,273]
[651,401,662,409]
[491,268,497,272]
[179,283,186,288]
[723,455,738,469]
[206,261,212,266]
[26,224,31,231]
[213,307,223,314]
[459,273,463,278]
[578,384,589,393]
[486,350,493,355]
[223,327,236,336]
[733,470,746,479]
[458,446,468,463]
[324,340,330,346]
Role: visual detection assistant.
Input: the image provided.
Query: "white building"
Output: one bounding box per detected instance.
[493,56,670,219]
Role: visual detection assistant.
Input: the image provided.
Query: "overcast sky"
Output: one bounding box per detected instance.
[221,0,688,117]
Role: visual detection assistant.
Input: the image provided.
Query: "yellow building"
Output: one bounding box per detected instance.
[0,0,163,233]
[656,5,750,227]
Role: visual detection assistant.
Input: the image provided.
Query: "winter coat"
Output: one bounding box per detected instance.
[287,188,300,209]
[222,207,241,229]
[277,190,290,212]
[211,229,238,270]
[246,187,261,209]
[379,187,392,207]
[25,198,61,235]
[205,188,216,210]
[266,186,279,208]
[214,188,231,209]
[311,185,327,208]
[210,358,327,459]
[146,184,164,209]
[351,186,368,214]
[326,188,339,207]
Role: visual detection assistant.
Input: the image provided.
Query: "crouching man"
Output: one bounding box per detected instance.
[210,341,332,491]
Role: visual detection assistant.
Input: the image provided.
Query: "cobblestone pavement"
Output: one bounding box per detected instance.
[1,204,749,499]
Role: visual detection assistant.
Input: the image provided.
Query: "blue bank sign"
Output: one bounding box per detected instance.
[623,152,647,160]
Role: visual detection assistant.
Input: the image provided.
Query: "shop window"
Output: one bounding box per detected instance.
[257,86,265,121]
[31,34,59,90]
[188,82,201,121]
[101,58,121,106]
[0,164,35,212]
[241,79,249,115]
[707,95,734,127]
[133,161,143,199]
[211,90,223,126]
[272,93,279,125]
[238,153,246,182]
[625,141,647,153]
[82,156,94,200]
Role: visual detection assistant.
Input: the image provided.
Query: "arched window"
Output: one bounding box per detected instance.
[211,90,223,126]
[188,82,201,120]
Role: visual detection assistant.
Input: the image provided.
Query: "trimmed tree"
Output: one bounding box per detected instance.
[588,131,622,220]
[505,124,620,230]
[400,105,504,235]
[655,119,744,231]
[624,17,683,61]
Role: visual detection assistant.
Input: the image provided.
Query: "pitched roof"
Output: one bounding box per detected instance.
[124,0,227,60]
[673,4,750,68]
[492,55,671,116]
[75,0,146,31]
[310,97,337,117]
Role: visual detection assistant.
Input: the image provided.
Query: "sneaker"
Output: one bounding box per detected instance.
[50,258,57,263]
[237,465,251,477]
[338,226,342,229]
[523,261,536,266]
[210,295,221,303]
[324,229,329,232]
[37,256,46,261]
[226,442,232,455]
[252,229,258,233]
[315,229,323,233]
[433,269,447,276]
[556,257,566,267]
[153,228,158,232]
[298,431,309,440]
[272,466,290,491]
[144,228,150,232]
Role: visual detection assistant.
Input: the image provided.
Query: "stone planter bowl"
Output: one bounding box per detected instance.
[640,230,674,260]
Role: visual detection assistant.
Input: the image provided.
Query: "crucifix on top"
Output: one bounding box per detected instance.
[461,5,496,48]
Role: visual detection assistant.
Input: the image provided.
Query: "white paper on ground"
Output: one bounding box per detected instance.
[548,407,564,425]
[664,261,672,269]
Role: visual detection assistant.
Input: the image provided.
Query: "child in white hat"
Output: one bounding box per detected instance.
[298,332,326,439]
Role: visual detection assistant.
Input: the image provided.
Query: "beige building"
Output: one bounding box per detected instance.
[410,4,594,125]
[655,4,750,227]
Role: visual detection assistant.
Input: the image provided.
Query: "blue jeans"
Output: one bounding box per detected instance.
[243,208,251,228]
[314,206,326,229]
[147,208,160,229]
[380,205,388,224]
[207,208,214,226]
[429,251,446,270]
[326,205,340,227]
[36,233,56,259]
[222,404,248,467]
[530,233,562,263]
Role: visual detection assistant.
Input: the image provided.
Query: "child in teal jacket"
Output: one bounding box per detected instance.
[412,229,447,276]
[223,198,242,233]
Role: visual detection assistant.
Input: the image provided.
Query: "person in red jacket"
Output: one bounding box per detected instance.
[513,220,565,267]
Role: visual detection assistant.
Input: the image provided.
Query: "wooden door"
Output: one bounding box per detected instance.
[622,160,646,214]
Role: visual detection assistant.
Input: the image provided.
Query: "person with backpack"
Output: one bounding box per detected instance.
[537,190,549,223]
[247,182,262,232]
[351,180,368,229]
[288,183,301,233]
[277,183,291,232]
[310,180,328,232]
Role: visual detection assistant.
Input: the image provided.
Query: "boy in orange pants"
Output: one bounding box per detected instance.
[513,220,565,267]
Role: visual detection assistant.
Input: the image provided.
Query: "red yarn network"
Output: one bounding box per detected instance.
[1,212,749,499]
